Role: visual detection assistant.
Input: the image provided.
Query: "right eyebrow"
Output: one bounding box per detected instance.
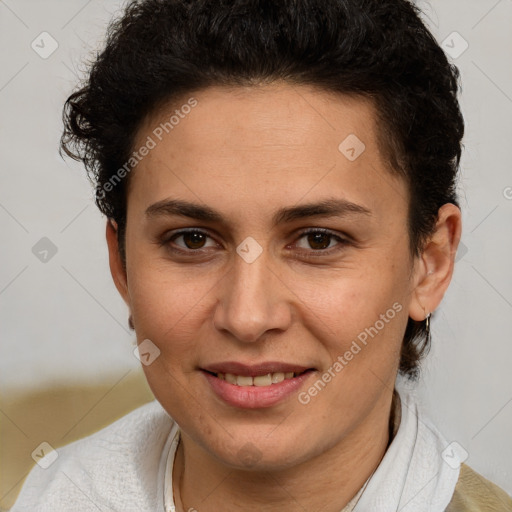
[145,198,223,223]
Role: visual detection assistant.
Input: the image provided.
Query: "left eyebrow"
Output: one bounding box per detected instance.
[271,198,372,225]
[144,197,372,226]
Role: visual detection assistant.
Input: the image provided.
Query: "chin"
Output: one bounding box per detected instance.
[207,428,314,472]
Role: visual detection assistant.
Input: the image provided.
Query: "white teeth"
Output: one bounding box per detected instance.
[271,372,285,384]
[217,371,302,386]
[253,374,272,386]
[225,373,237,384]
[236,375,253,387]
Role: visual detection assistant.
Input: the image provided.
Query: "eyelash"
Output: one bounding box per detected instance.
[160,227,351,257]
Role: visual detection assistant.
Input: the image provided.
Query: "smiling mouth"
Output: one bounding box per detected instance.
[203,369,313,387]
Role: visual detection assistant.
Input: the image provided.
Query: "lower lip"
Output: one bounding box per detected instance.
[202,370,314,409]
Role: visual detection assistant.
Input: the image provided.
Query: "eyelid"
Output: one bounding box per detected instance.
[163,228,220,251]
[291,227,351,254]
[295,227,350,241]
[161,226,351,256]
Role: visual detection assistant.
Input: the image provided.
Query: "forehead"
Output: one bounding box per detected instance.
[128,82,408,224]
[137,82,379,159]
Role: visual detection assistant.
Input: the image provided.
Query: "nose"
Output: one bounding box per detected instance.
[213,248,292,343]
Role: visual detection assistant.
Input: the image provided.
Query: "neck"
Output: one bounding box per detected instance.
[173,389,399,512]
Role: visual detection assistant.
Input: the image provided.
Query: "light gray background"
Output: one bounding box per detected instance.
[1,0,511,496]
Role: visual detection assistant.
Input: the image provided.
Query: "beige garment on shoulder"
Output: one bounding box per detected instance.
[445,463,512,511]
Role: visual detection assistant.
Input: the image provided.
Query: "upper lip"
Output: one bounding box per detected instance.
[201,361,314,377]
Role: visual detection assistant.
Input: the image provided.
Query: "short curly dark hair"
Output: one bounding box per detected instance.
[60,0,464,380]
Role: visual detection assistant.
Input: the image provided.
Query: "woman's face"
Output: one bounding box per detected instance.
[109,83,427,470]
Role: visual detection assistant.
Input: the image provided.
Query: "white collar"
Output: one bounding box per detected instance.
[161,420,181,512]
[353,385,460,511]
[159,385,460,512]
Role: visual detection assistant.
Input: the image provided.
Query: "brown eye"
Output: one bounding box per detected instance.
[166,229,217,252]
[293,228,350,255]
[182,231,207,249]
[306,232,332,250]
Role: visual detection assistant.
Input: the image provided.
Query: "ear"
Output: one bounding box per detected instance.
[408,203,462,321]
[106,219,131,307]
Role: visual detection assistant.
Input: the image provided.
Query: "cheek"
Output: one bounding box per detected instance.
[129,265,216,423]
[292,264,409,362]
[130,265,212,372]
[123,209,213,333]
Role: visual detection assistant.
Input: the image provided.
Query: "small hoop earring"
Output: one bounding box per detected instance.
[425,311,431,342]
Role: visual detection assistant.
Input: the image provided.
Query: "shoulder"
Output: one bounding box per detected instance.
[10,400,175,512]
[445,463,512,511]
